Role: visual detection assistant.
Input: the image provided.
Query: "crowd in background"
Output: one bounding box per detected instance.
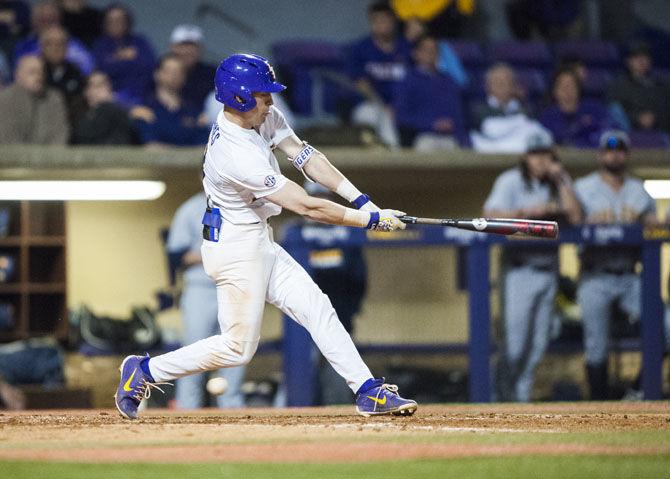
[0,0,668,151]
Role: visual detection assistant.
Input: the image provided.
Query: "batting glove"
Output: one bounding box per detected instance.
[367,209,407,231]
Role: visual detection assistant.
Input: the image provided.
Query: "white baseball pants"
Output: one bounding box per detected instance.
[149,221,372,393]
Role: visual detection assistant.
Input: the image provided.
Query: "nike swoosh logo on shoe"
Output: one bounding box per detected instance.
[123,369,137,392]
[366,395,387,405]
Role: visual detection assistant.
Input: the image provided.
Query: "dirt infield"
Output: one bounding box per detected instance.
[0,402,669,463]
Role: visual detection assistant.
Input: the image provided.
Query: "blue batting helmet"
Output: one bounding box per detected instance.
[214,54,286,112]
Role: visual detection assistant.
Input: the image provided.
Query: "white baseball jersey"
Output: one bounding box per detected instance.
[202,106,294,224]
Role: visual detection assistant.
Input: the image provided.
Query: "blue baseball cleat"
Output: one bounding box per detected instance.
[355,378,418,417]
[114,355,169,420]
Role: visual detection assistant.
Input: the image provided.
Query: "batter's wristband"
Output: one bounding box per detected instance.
[366,211,380,229]
[352,193,370,209]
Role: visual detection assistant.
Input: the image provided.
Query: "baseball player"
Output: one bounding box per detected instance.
[166,192,246,409]
[484,131,582,402]
[115,53,417,419]
[575,130,657,400]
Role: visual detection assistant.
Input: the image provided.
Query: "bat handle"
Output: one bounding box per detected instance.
[399,215,417,224]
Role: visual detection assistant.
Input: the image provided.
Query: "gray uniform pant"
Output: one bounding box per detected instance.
[576,272,640,366]
[175,284,246,409]
[503,265,557,402]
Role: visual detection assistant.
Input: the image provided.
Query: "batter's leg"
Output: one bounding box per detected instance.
[266,244,372,393]
[148,227,275,383]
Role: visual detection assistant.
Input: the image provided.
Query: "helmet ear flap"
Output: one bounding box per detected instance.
[214,73,257,112]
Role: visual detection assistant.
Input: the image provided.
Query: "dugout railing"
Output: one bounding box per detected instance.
[280,223,669,406]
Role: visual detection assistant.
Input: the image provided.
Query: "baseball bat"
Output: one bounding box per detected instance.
[399,216,559,239]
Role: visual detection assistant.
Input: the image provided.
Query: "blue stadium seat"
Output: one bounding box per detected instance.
[554,40,621,68]
[488,41,552,69]
[629,130,670,148]
[448,40,485,69]
[271,40,347,117]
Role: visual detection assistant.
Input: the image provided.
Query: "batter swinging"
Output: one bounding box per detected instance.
[114,53,417,419]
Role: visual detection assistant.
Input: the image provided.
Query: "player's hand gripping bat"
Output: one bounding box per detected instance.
[399,216,559,239]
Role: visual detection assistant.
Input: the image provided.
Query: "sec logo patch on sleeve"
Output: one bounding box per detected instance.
[264,175,276,187]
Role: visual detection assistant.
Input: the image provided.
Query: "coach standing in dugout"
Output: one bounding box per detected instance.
[484,131,582,402]
[574,130,658,400]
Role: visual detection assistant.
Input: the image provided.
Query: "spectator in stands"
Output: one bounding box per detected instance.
[607,41,670,133]
[13,0,93,75]
[403,16,467,87]
[72,71,134,145]
[0,54,69,144]
[574,130,658,400]
[60,0,102,48]
[539,67,614,148]
[39,25,84,123]
[470,62,549,153]
[169,24,216,112]
[393,34,466,150]
[392,0,478,39]
[92,3,155,106]
[0,0,30,60]
[484,131,581,402]
[348,1,411,148]
[131,54,209,147]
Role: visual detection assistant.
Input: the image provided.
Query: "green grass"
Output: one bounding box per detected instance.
[3,456,670,479]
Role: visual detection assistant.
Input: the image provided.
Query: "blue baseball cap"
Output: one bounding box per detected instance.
[599,130,630,150]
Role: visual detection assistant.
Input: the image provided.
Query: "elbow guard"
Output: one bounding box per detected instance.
[290,142,315,171]
[288,142,316,182]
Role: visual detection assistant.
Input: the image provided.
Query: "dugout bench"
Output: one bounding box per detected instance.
[281,223,668,406]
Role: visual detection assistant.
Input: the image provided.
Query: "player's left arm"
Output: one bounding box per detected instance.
[276,133,381,212]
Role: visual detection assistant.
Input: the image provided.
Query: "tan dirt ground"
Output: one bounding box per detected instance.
[0,403,669,463]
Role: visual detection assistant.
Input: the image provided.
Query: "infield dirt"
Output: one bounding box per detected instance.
[0,402,668,463]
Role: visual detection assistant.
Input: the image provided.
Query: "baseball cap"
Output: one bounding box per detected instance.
[170,24,203,44]
[599,130,630,150]
[525,130,553,153]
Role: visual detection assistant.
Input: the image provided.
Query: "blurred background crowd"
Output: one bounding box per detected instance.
[0,0,668,150]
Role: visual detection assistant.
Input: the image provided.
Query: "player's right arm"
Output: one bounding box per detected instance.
[265,179,405,231]
[276,133,382,213]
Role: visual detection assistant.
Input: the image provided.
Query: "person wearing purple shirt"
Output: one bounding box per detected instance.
[13,0,94,75]
[0,0,30,59]
[348,1,411,147]
[131,54,209,147]
[539,67,616,148]
[169,24,216,112]
[92,3,155,106]
[393,35,466,150]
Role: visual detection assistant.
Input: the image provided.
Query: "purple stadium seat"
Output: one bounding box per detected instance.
[272,40,345,67]
[629,130,670,148]
[554,41,620,68]
[271,40,346,116]
[489,41,552,68]
[581,68,614,99]
[448,40,485,68]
